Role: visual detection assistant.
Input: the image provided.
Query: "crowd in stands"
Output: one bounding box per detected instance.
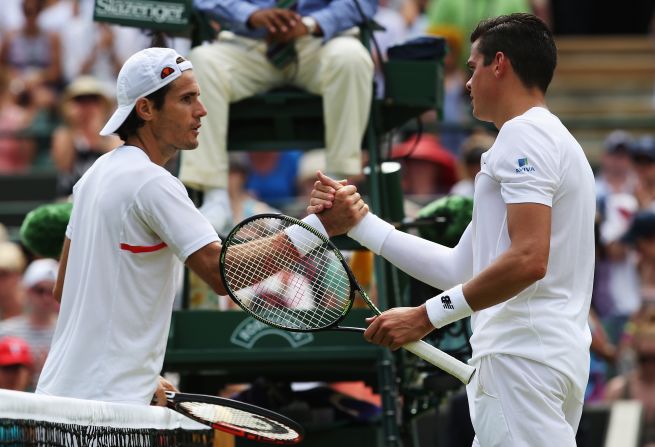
[2,0,655,443]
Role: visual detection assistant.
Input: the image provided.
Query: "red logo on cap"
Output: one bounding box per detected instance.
[160,66,175,79]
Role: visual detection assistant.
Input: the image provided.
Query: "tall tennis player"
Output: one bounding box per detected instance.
[309,13,595,447]
[36,47,367,406]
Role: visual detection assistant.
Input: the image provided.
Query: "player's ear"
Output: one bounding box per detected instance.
[134,98,154,122]
[494,51,508,78]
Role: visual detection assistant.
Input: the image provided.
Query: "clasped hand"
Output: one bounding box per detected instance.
[248,8,308,43]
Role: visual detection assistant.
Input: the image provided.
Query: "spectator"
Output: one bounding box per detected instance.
[623,211,655,307]
[178,0,376,234]
[51,75,120,197]
[372,0,407,97]
[59,0,122,88]
[244,151,302,207]
[0,258,58,390]
[593,193,641,346]
[450,130,495,197]
[0,336,33,391]
[605,307,655,446]
[0,69,36,173]
[595,130,638,200]
[425,0,539,69]
[400,0,429,38]
[0,0,62,94]
[630,135,655,211]
[228,153,279,224]
[391,133,458,201]
[0,242,27,321]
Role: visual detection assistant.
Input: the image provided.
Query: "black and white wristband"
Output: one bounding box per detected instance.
[425,284,473,329]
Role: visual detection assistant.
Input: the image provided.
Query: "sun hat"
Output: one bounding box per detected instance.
[0,337,33,367]
[99,47,193,136]
[0,241,26,273]
[62,75,112,104]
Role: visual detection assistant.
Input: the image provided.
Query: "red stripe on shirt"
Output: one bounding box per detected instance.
[119,242,168,253]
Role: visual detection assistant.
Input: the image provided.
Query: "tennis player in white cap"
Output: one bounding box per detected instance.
[35,47,366,406]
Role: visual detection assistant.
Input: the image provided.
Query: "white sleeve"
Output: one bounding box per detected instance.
[136,175,220,262]
[378,223,474,291]
[490,119,560,207]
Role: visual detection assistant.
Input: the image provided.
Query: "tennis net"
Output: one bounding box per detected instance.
[0,389,213,446]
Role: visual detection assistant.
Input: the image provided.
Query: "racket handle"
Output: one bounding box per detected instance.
[402,340,476,385]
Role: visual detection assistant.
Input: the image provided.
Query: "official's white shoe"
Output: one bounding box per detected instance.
[199,188,233,237]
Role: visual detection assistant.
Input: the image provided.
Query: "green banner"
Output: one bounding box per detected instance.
[93,0,192,33]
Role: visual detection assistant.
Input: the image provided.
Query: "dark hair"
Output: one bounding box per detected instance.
[115,83,172,141]
[470,13,557,93]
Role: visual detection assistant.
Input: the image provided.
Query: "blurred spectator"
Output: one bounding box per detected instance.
[400,0,429,38]
[0,258,58,390]
[245,151,302,207]
[630,135,655,211]
[623,211,655,306]
[372,0,407,97]
[0,242,27,321]
[0,0,62,93]
[0,0,25,38]
[450,130,495,197]
[593,193,641,336]
[596,130,638,201]
[51,75,120,197]
[605,307,655,446]
[228,153,279,224]
[0,336,33,391]
[424,0,533,70]
[0,69,36,173]
[586,308,618,402]
[59,0,122,87]
[391,133,458,201]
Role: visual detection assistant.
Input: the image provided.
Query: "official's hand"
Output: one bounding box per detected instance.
[267,21,309,44]
[307,171,346,214]
[248,8,300,34]
[151,376,179,406]
[364,305,434,350]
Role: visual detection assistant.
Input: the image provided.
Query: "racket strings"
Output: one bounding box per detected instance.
[178,402,300,441]
[224,217,353,330]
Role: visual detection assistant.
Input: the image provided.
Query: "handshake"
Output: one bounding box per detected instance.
[307,171,368,237]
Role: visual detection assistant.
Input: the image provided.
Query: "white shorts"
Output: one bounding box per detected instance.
[467,354,584,447]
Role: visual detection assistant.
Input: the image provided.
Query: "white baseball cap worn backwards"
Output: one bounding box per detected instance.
[100,47,194,136]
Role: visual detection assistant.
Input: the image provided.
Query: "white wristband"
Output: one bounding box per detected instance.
[285,214,328,257]
[346,212,395,254]
[425,284,473,329]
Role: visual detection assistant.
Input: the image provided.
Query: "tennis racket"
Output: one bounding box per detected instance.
[219,213,476,385]
[165,391,304,444]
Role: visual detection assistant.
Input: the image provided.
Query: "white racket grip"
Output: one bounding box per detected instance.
[402,340,476,384]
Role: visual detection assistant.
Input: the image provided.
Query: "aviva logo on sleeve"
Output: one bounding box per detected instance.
[516,157,536,173]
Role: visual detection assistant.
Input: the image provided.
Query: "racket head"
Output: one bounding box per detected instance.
[219,213,357,332]
[166,392,304,445]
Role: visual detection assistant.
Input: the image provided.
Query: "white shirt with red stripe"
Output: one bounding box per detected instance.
[37,145,219,404]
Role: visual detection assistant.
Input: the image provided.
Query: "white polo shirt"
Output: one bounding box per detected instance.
[37,145,219,404]
[469,107,596,398]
